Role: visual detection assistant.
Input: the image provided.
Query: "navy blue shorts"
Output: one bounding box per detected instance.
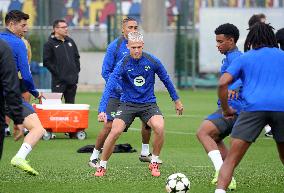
[205,109,238,139]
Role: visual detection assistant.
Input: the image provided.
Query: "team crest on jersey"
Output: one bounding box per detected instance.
[145,66,151,71]
[134,76,145,86]
[111,112,116,117]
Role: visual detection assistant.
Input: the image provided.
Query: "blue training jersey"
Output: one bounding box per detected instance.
[98,52,179,113]
[217,47,244,114]
[0,30,39,97]
[101,36,129,99]
[226,47,284,112]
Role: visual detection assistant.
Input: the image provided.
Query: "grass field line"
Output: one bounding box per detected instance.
[128,127,273,141]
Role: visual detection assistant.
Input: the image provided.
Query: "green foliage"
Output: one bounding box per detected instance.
[28,33,42,62]
[0,91,283,193]
[81,46,106,52]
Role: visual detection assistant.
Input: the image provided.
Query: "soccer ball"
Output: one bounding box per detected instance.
[165,173,190,193]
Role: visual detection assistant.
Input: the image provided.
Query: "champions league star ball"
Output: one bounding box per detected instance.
[165,173,190,193]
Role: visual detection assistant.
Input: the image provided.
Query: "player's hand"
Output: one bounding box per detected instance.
[13,124,25,141]
[37,92,46,100]
[35,92,45,103]
[222,106,236,119]
[228,90,238,99]
[175,99,184,115]
[98,112,107,123]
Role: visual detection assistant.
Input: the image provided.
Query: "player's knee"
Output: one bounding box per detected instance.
[196,128,204,139]
[196,127,210,139]
[153,125,164,136]
[109,128,123,139]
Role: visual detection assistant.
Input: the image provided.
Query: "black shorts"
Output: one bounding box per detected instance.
[115,102,163,129]
[205,109,238,139]
[6,100,35,120]
[231,111,284,143]
[19,79,28,93]
[106,98,121,121]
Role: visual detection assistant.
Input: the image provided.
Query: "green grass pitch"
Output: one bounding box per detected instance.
[0,90,283,193]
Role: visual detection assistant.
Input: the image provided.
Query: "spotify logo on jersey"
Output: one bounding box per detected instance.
[134,76,145,86]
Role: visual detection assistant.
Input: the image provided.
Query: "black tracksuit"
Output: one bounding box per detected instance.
[0,39,23,159]
[43,34,80,103]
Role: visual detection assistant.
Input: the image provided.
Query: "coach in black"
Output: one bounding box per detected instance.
[0,39,24,159]
[43,19,80,103]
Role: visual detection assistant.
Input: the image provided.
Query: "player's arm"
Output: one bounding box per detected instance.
[155,60,183,115]
[0,42,23,126]
[218,73,235,118]
[16,41,39,98]
[101,42,116,82]
[98,62,123,121]
[219,56,243,118]
[43,42,58,76]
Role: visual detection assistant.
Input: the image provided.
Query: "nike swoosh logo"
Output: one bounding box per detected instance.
[55,45,60,48]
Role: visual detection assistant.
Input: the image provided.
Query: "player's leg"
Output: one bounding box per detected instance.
[89,98,120,168]
[94,118,127,176]
[139,122,153,162]
[147,115,164,159]
[277,142,284,165]
[197,120,224,183]
[95,102,135,176]
[215,111,266,192]
[19,80,32,136]
[147,115,164,177]
[89,121,112,168]
[270,112,284,165]
[196,109,236,187]
[216,138,251,191]
[11,102,45,176]
[140,103,164,177]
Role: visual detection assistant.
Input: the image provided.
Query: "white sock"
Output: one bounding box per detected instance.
[151,154,159,163]
[15,143,32,160]
[264,125,271,133]
[141,143,150,156]
[215,189,226,193]
[90,148,100,160]
[99,160,107,169]
[208,150,223,171]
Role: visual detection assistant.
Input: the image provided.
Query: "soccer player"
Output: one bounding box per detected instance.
[0,10,45,175]
[4,22,33,137]
[196,23,241,191]
[0,39,24,159]
[248,13,266,28]
[88,17,161,168]
[94,31,183,177]
[248,13,273,137]
[215,23,284,193]
[276,28,284,50]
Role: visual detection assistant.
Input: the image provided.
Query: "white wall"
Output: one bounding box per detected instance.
[78,32,176,91]
[199,8,284,73]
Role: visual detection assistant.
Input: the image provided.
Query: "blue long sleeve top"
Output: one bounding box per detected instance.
[0,30,39,97]
[98,52,179,113]
[101,36,129,99]
[218,47,243,114]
